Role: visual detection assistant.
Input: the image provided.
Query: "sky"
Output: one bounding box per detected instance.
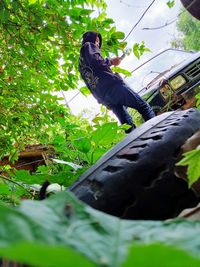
[63,0,184,117]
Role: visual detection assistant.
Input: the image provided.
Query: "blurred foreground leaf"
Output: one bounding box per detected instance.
[1,192,200,266]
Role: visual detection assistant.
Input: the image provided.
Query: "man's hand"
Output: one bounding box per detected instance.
[110,57,122,66]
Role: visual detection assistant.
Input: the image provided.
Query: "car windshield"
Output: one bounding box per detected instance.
[127,49,193,91]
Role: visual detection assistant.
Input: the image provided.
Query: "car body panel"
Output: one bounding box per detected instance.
[132,49,200,113]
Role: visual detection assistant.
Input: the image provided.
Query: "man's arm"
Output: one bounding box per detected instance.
[82,42,121,70]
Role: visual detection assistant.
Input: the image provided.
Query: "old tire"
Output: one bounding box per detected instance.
[69,108,200,220]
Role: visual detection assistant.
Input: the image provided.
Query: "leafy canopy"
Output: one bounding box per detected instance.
[172,10,200,51]
[0,0,126,161]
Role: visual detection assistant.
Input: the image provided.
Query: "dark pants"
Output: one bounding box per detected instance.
[102,82,155,127]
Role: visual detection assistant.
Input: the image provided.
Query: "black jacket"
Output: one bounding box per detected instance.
[79,31,123,103]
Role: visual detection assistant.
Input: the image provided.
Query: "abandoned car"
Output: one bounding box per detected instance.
[129,49,200,114]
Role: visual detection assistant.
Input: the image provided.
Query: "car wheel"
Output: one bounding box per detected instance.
[69,108,200,220]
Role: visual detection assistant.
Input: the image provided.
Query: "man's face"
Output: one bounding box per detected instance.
[95,36,100,48]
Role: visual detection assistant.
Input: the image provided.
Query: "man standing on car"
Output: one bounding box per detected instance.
[79,31,155,132]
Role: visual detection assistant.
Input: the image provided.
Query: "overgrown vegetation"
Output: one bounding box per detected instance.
[0,0,147,205]
[0,0,130,162]
[0,112,126,205]
[171,9,200,51]
[0,0,200,266]
[0,0,128,204]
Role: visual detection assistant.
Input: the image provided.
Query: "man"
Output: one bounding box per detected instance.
[79,31,155,132]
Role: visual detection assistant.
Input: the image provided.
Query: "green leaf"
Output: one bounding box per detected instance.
[133,42,151,59]
[1,193,200,266]
[196,93,200,109]
[111,31,125,40]
[122,243,200,267]
[80,86,91,96]
[80,9,93,16]
[0,9,9,23]
[91,122,118,146]
[103,18,114,24]
[28,0,38,4]
[133,43,140,59]
[91,147,106,163]
[8,149,18,164]
[167,0,175,8]
[139,41,151,56]
[177,149,200,186]
[112,67,132,77]
[73,137,91,154]
[13,170,46,185]
[0,243,96,267]
[102,18,115,27]
[0,183,10,195]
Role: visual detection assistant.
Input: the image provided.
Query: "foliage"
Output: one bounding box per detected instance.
[177,149,200,187]
[67,114,125,166]
[133,41,151,60]
[0,0,128,204]
[127,108,144,127]
[196,91,200,108]
[0,0,127,161]
[0,111,125,204]
[36,110,125,180]
[171,10,200,51]
[1,192,200,266]
[0,167,34,206]
[111,67,132,77]
[0,0,152,166]
[123,243,200,267]
[167,0,175,8]
[176,93,200,186]
[0,243,96,267]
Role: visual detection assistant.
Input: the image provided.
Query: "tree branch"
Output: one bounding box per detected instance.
[142,9,186,31]
[142,0,197,31]
[119,0,145,8]
[123,0,156,41]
